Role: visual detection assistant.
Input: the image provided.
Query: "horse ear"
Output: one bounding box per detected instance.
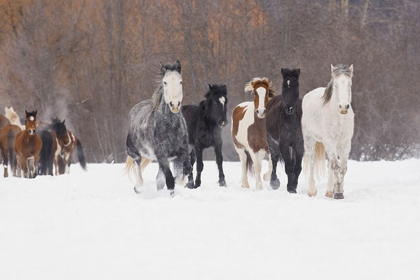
[208,84,212,91]
[160,62,166,75]
[63,120,65,124]
[349,64,354,77]
[281,68,286,76]
[297,68,300,76]
[25,110,28,116]
[175,60,181,73]
[331,64,335,74]
[34,110,37,116]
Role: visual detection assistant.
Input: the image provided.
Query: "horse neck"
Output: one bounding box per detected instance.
[203,100,217,124]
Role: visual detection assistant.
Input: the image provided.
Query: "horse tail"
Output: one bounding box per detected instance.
[245,150,254,176]
[125,156,151,180]
[304,142,326,181]
[76,139,87,170]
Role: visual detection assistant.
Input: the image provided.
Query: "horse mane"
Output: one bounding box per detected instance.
[323,64,353,105]
[26,111,37,118]
[244,77,276,98]
[151,61,181,111]
[205,84,227,99]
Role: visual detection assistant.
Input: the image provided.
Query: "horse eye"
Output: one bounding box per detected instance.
[180,81,183,84]
[163,81,167,86]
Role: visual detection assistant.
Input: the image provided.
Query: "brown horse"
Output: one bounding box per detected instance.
[50,118,87,174]
[0,124,22,177]
[14,110,43,178]
[0,114,11,129]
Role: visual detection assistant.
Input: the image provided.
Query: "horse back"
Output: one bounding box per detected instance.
[0,125,21,152]
[0,114,11,129]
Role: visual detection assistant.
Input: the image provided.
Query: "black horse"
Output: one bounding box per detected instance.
[181,84,228,188]
[38,130,54,176]
[265,68,304,193]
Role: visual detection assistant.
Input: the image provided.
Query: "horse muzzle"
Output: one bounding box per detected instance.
[286,107,294,115]
[340,109,348,114]
[219,120,228,128]
[29,129,36,135]
[169,101,181,113]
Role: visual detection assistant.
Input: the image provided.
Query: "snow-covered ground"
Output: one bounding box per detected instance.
[0,159,419,280]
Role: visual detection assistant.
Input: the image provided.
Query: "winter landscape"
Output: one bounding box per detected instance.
[1,160,419,279]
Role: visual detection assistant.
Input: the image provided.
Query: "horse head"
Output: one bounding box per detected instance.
[24,110,38,136]
[205,84,228,127]
[245,78,276,119]
[330,64,353,114]
[281,68,300,115]
[51,117,67,137]
[160,61,183,113]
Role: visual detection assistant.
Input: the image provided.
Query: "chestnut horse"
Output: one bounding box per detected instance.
[0,124,22,177]
[14,110,43,178]
[231,78,276,190]
[50,118,87,174]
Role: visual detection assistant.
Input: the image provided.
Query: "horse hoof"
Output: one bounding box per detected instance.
[308,190,317,197]
[334,193,344,199]
[185,181,195,189]
[133,186,141,194]
[325,191,333,198]
[241,184,250,189]
[256,184,263,190]
[288,189,297,194]
[218,179,226,187]
[263,172,271,181]
[169,190,175,197]
[270,179,280,190]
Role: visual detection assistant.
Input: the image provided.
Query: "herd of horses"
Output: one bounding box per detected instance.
[0,108,87,178]
[125,61,355,199]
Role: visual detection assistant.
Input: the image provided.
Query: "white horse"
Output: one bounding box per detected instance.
[231,78,275,190]
[302,64,354,199]
[5,107,25,130]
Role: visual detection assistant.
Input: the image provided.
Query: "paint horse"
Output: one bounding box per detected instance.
[231,78,276,190]
[182,84,228,188]
[265,68,304,193]
[14,110,42,178]
[125,61,191,196]
[0,124,22,177]
[50,118,87,174]
[302,64,354,199]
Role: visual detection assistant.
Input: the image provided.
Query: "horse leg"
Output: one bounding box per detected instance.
[185,149,196,189]
[291,143,304,193]
[250,150,265,190]
[158,159,175,196]
[133,158,144,194]
[280,145,296,193]
[335,141,351,199]
[16,156,22,178]
[326,160,334,198]
[156,166,165,191]
[34,155,40,178]
[267,139,280,189]
[304,137,317,197]
[214,141,226,187]
[194,147,204,188]
[1,148,8,178]
[22,158,29,179]
[173,157,188,186]
[323,141,342,199]
[236,148,250,188]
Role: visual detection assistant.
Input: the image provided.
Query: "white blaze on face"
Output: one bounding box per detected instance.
[335,75,352,111]
[29,116,34,121]
[256,86,266,117]
[163,71,183,112]
[287,80,291,88]
[219,97,225,106]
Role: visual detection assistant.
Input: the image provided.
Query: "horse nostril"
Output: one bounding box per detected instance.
[263,109,266,114]
[346,104,350,109]
[256,109,259,114]
[178,101,181,107]
[339,105,342,109]
[170,101,173,107]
